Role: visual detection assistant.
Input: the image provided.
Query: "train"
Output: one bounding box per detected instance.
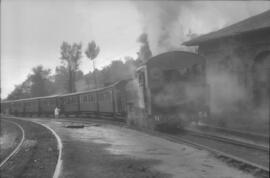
[1,51,209,130]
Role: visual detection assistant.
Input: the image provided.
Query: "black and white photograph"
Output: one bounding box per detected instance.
[1,0,269,178]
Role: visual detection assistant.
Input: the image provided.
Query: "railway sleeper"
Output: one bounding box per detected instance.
[214,154,268,178]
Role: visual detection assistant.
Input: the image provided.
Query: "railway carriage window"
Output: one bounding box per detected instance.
[164,70,181,83]
[80,96,82,103]
[99,94,102,101]
[100,94,103,101]
[72,97,74,103]
[138,72,145,87]
[108,92,111,101]
[83,96,86,103]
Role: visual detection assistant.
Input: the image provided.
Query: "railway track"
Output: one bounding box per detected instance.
[0,119,25,168]
[185,129,269,152]
[158,131,269,178]
[193,124,269,143]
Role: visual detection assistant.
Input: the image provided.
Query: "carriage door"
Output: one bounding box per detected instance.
[253,52,270,120]
[136,67,148,111]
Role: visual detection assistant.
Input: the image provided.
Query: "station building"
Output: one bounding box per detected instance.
[184,10,270,133]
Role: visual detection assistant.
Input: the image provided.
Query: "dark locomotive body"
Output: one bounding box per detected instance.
[133,51,209,130]
[1,51,209,130]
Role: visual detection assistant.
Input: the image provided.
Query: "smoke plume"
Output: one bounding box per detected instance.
[134,1,270,55]
[137,33,152,61]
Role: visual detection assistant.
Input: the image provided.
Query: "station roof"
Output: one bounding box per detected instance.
[183,9,270,46]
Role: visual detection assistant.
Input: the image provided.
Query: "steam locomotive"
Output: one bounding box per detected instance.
[1,51,209,130]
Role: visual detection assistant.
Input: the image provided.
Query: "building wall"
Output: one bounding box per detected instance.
[197,31,270,133]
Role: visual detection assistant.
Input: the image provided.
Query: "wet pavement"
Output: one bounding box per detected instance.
[28,118,254,178]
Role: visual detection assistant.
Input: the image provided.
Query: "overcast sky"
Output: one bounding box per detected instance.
[1,0,270,98]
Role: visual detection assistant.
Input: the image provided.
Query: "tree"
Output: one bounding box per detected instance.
[85,41,100,88]
[60,41,82,93]
[6,66,54,100]
[29,66,53,97]
[53,65,69,94]
[7,77,32,100]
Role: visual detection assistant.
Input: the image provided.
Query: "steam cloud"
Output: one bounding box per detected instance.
[134,1,270,55]
[131,1,269,130]
[137,33,152,61]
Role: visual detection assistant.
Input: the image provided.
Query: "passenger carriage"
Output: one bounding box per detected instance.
[24,98,39,116]
[59,80,128,118]
[39,95,59,116]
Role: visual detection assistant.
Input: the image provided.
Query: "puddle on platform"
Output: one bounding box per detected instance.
[65,124,85,129]
[0,133,17,149]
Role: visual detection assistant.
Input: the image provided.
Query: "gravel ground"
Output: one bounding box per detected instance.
[0,118,58,178]
[0,120,22,162]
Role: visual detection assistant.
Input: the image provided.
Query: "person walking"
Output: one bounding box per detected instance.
[54,106,60,119]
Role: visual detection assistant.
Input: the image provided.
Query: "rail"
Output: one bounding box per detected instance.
[0,119,25,168]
